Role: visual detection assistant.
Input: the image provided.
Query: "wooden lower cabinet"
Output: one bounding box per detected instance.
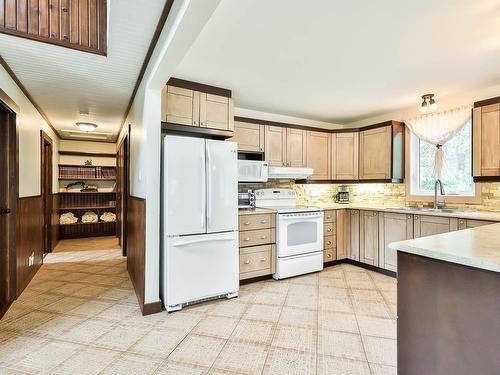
[360,210,379,266]
[336,209,348,260]
[379,212,413,272]
[457,218,495,230]
[347,209,360,261]
[413,215,457,237]
[239,212,276,280]
[323,210,336,262]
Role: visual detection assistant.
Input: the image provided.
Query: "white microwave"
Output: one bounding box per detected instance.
[238,160,268,182]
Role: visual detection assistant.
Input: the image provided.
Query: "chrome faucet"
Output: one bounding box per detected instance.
[434,179,445,209]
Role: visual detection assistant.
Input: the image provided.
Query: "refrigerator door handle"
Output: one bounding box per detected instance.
[201,152,207,229]
[206,144,212,228]
[172,235,235,247]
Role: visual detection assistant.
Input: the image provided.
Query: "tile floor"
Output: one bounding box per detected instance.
[0,237,397,374]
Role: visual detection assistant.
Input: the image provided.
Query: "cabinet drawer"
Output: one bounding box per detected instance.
[324,248,336,262]
[324,235,335,249]
[324,222,335,236]
[239,214,274,231]
[239,228,274,247]
[240,248,272,274]
[324,210,336,223]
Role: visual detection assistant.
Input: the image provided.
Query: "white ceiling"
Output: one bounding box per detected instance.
[0,0,166,140]
[175,0,500,124]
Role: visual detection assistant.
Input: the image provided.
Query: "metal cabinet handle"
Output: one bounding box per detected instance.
[326,215,331,220]
[407,215,412,219]
[244,237,250,241]
[327,228,332,232]
[1,208,11,215]
[260,258,266,262]
[260,220,267,224]
[327,254,331,258]
[194,121,198,125]
[459,220,465,224]
[244,222,250,225]
[415,216,419,220]
[327,241,332,245]
[244,260,250,264]
[261,235,267,239]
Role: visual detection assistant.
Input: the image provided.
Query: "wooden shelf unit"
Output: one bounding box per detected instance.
[58,158,117,239]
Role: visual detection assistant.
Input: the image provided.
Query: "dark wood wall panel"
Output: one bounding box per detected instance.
[127,196,146,313]
[16,195,43,296]
[0,0,107,55]
[51,193,59,250]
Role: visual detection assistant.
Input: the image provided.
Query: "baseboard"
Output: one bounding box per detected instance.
[239,274,273,285]
[142,301,163,316]
[343,259,397,278]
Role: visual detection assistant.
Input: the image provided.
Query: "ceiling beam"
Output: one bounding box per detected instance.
[0,54,61,139]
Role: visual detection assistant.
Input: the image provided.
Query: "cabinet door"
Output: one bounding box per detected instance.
[161,85,199,126]
[286,128,307,167]
[413,215,452,237]
[332,132,359,180]
[360,211,379,266]
[336,209,348,260]
[379,212,413,272]
[359,126,392,179]
[458,218,495,230]
[265,126,286,166]
[347,209,360,261]
[306,131,331,180]
[200,93,233,131]
[231,122,265,152]
[475,104,500,176]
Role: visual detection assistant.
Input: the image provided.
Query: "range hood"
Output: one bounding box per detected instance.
[267,166,314,180]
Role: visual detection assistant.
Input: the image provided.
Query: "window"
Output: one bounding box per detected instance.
[410,119,476,197]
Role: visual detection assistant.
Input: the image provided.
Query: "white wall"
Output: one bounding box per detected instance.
[59,139,116,166]
[0,64,59,196]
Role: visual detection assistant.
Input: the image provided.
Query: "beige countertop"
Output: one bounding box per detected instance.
[389,223,500,273]
[238,208,276,216]
[314,203,500,222]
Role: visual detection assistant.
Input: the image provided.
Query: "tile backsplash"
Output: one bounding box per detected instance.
[239,182,500,212]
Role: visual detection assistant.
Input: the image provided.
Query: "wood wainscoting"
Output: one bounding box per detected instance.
[127,196,160,315]
[16,195,44,296]
[51,193,60,251]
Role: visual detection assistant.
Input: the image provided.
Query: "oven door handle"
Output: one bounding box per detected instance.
[279,214,323,220]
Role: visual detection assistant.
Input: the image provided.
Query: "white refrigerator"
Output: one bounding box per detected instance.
[161,135,239,312]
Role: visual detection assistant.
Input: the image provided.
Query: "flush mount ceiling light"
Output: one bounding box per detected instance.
[419,94,438,113]
[76,122,98,132]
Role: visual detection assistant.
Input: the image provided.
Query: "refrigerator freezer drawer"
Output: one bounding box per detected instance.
[162,231,239,310]
[274,251,323,280]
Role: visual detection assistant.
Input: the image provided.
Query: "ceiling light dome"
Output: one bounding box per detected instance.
[76,122,98,132]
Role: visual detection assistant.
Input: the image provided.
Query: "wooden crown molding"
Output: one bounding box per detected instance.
[0,55,61,139]
[166,78,232,98]
[117,0,175,142]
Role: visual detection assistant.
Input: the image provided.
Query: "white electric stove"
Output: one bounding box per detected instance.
[254,189,324,279]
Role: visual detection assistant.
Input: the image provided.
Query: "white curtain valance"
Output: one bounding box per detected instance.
[406,106,471,179]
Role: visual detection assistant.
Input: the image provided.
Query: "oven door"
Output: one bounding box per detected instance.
[277,211,324,257]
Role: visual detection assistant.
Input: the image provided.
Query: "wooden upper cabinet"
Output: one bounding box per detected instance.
[306,131,331,180]
[286,128,307,167]
[332,132,358,180]
[161,86,198,126]
[200,93,234,131]
[0,0,107,55]
[161,80,234,132]
[230,121,265,152]
[472,103,500,179]
[265,126,286,166]
[359,125,392,180]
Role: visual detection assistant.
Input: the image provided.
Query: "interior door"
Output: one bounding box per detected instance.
[40,131,53,253]
[206,140,238,233]
[164,136,206,236]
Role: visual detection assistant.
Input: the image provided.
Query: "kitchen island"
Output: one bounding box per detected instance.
[390,223,500,375]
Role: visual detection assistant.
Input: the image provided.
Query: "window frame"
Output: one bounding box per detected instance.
[405,127,481,204]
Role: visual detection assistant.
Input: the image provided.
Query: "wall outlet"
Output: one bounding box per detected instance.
[28,252,34,267]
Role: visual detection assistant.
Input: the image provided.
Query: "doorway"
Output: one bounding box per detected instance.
[116,125,130,256]
[0,95,18,318]
[40,131,53,254]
